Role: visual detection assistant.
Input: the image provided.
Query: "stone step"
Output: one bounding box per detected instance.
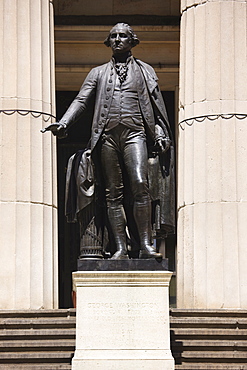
[170,309,247,318]
[175,364,247,370]
[0,328,76,339]
[0,318,76,330]
[171,328,247,338]
[0,309,76,319]
[175,350,247,359]
[0,339,75,351]
[171,339,247,349]
[0,365,72,370]
[0,351,73,361]
[170,317,247,328]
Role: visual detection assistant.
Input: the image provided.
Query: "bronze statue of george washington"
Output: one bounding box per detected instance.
[42,23,175,260]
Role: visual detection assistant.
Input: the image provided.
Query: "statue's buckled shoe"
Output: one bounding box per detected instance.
[111,250,129,260]
[139,246,162,260]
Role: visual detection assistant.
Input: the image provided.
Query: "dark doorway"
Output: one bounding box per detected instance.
[56,90,176,308]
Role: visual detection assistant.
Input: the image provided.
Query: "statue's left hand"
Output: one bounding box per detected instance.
[40,122,68,139]
[154,123,171,154]
[155,137,171,154]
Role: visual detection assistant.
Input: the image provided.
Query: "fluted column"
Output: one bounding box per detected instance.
[177,0,247,308]
[0,0,58,309]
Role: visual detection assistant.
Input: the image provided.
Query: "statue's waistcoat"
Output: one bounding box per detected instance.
[89,59,157,151]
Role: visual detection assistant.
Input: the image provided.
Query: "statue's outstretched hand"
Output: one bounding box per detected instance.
[40,122,68,139]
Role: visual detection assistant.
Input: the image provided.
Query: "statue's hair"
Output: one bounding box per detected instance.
[104,23,140,48]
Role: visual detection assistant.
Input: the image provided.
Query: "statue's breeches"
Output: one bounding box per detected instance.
[100,124,150,205]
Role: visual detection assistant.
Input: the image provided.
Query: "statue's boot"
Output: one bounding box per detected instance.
[108,205,129,260]
[134,198,163,259]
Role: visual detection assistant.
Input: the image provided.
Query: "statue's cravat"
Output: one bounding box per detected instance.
[115,62,128,84]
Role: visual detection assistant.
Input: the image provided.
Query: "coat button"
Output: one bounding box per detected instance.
[109,80,112,83]
[106,96,109,100]
[101,113,105,117]
[94,128,98,133]
[107,87,111,91]
[104,104,107,108]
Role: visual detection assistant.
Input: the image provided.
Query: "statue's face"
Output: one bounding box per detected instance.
[109,25,132,55]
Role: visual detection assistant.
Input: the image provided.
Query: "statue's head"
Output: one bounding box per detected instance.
[104,23,140,55]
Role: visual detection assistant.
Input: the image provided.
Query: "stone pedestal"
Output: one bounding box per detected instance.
[72,261,174,370]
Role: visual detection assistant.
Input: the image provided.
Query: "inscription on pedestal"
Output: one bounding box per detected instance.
[77,284,170,349]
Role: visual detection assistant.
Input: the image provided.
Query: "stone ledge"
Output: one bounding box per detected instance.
[73,270,172,289]
[77,258,168,271]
